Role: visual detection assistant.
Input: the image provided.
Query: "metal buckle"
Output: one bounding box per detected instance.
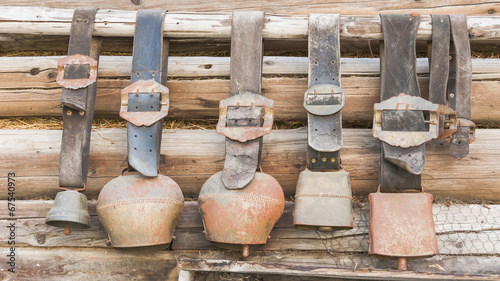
[56,54,98,89]
[216,92,274,142]
[119,79,169,127]
[373,93,457,148]
[446,118,476,144]
[303,84,345,116]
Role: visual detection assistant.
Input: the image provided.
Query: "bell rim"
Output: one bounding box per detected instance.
[45,218,91,229]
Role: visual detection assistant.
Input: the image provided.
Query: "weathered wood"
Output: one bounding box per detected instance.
[0,247,498,281]
[1,201,499,258]
[177,259,500,280]
[1,74,500,124]
[2,56,500,79]
[1,0,500,15]
[0,128,499,201]
[0,7,499,41]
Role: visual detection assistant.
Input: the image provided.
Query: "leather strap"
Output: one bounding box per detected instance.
[221,11,265,189]
[59,8,101,189]
[448,15,473,158]
[379,14,423,191]
[306,14,342,170]
[126,10,168,177]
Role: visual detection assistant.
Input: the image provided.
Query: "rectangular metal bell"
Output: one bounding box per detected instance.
[368,192,438,259]
[293,169,353,231]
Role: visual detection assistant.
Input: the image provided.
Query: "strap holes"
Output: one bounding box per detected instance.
[314,129,318,131]
[151,106,153,109]
[458,141,462,145]
[314,61,318,65]
[333,129,336,132]
[398,154,402,157]
[134,147,137,150]
[408,154,411,157]
[150,135,152,138]
[134,135,137,137]
[135,106,138,109]
[315,78,318,81]
[149,149,152,152]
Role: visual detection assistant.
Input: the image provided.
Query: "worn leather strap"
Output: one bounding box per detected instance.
[448,15,473,158]
[429,15,451,138]
[306,14,342,170]
[221,11,265,189]
[126,10,168,177]
[379,14,423,191]
[59,8,101,189]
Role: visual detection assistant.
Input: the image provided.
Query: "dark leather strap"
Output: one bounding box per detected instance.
[306,14,342,170]
[429,15,451,138]
[379,14,423,191]
[448,15,473,158]
[59,8,101,189]
[126,10,168,177]
[221,11,265,189]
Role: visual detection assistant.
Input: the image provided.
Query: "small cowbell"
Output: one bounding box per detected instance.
[97,174,184,248]
[198,171,285,257]
[293,169,353,231]
[46,190,91,235]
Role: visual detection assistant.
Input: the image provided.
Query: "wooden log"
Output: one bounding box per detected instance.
[0,247,498,281]
[1,201,499,257]
[0,7,499,41]
[0,0,500,16]
[0,128,499,201]
[178,259,500,280]
[1,56,500,123]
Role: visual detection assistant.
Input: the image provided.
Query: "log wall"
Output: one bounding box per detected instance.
[1,4,500,280]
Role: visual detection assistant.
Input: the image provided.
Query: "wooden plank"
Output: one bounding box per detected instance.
[0,7,499,41]
[1,56,498,80]
[0,0,499,16]
[0,247,498,280]
[1,201,499,256]
[1,77,500,124]
[0,128,499,201]
[177,259,500,280]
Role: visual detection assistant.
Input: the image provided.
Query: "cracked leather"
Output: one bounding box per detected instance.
[448,15,473,158]
[221,11,265,189]
[59,8,101,188]
[379,14,423,191]
[127,10,168,177]
[307,14,342,170]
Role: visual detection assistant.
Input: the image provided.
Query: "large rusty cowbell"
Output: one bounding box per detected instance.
[45,8,101,235]
[293,14,353,231]
[97,10,184,248]
[198,11,285,257]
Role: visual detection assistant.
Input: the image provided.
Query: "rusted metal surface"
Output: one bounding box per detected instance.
[373,93,457,148]
[56,54,97,89]
[216,92,274,142]
[368,192,438,258]
[46,190,91,231]
[198,171,285,253]
[303,84,345,116]
[97,174,184,248]
[293,169,353,231]
[119,79,170,127]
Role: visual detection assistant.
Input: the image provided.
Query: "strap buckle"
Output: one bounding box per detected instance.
[119,79,169,126]
[373,93,457,148]
[216,92,274,142]
[56,54,98,89]
[447,118,477,144]
[303,84,345,116]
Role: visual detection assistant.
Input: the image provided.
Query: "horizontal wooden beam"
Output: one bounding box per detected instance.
[178,259,500,280]
[0,246,498,281]
[1,57,499,123]
[0,128,499,201]
[0,7,499,41]
[1,0,499,16]
[1,200,499,277]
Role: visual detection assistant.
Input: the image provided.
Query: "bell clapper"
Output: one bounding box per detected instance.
[242,244,250,257]
[398,257,407,271]
[63,223,71,236]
